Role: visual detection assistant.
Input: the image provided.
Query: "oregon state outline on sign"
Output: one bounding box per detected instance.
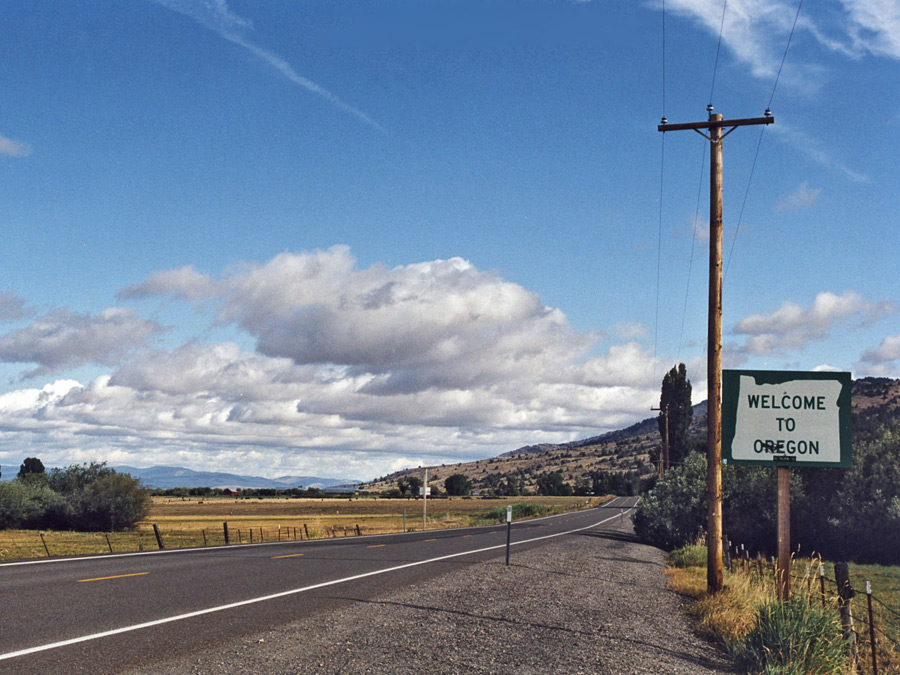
[722,370,852,468]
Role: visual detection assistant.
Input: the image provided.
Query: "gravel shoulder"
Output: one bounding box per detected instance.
[131,516,733,674]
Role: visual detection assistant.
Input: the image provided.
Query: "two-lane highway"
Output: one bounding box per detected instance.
[0,497,638,673]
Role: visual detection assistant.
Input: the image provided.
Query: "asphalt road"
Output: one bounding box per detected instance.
[0,497,638,674]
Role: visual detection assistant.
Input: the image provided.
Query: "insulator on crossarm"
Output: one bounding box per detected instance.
[764,108,772,117]
[660,116,668,125]
[707,104,714,112]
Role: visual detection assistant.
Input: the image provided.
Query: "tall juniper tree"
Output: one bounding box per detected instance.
[658,363,693,469]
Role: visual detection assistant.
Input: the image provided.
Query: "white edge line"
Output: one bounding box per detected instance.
[0,506,636,661]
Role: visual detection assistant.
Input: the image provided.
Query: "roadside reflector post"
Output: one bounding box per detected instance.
[505,506,513,566]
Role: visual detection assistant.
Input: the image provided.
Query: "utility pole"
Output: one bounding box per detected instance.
[659,106,773,594]
[651,405,670,477]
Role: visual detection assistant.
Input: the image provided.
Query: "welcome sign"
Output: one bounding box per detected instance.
[722,370,852,468]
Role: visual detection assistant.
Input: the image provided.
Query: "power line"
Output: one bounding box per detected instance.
[678,143,707,361]
[724,0,802,277]
[709,0,729,106]
[770,0,803,109]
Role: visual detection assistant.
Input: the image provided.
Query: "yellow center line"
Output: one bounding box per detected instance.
[366,544,387,548]
[77,572,148,583]
[271,553,305,560]
[424,538,437,542]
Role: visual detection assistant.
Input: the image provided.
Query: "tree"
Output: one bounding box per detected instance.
[18,457,45,478]
[397,475,423,497]
[535,472,573,496]
[658,364,693,469]
[444,474,472,496]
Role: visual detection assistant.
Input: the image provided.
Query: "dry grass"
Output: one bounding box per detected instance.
[667,549,900,674]
[0,495,605,561]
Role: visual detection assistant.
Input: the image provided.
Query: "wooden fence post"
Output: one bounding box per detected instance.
[820,565,827,608]
[106,533,113,553]
[834,562,858,669]
[304,523,310,539]
[356,524,361,537]
[202,530,207,547]
[39,533,50,557]
[866,581,878,675]
[152,524,165,550]
[223,522,230,545]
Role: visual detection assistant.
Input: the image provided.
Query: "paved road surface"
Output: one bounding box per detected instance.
[0,498,640,673]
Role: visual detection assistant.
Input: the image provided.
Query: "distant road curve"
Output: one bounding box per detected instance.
[0,496,638,674]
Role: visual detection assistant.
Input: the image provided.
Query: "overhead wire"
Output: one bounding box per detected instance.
[709,0,729,106]
[654,0,667,369]
[724,0,803,277]
[677,144,707,361]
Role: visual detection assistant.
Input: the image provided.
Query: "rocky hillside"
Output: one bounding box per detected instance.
[362,377,900,494]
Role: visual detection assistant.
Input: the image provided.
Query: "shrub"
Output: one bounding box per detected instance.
[733,597,848,675]
[68,472,152,531]
[669,542,707,568]
[632,451,707,549]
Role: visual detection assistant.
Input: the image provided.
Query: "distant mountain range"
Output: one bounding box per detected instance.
[113,465,361,491]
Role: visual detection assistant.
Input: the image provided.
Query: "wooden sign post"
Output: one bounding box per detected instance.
[722,370,852,600]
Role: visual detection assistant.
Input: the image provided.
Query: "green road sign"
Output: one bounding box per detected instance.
[722,370,852,468]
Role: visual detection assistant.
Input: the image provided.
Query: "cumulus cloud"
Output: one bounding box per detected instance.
[151,0,385,132]
[732,291,895,356]
[0,133,32,157]
[0,308,167,377]
[125,246,593,394]
[0,249,677,477]
[857,335,900,376]
[776,181,821,212]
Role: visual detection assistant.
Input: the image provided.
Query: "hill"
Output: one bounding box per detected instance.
[362,377,900,494]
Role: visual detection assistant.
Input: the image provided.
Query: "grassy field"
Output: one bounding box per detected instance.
[0,495,604,561]
[666,547,900,674]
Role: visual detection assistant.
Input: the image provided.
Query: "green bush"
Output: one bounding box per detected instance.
[68,472,152,531]
[0,461,149,532]
[668,542,707,568]
[632,451,707,549]
[482,503,550,522]
[733,598,848,675]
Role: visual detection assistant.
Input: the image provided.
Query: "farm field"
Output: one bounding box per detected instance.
[0,495,606,561]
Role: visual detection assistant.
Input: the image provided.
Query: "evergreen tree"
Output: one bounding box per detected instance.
[658,364,693,468]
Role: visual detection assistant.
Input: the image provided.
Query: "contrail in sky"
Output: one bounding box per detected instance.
[152,0,386,134]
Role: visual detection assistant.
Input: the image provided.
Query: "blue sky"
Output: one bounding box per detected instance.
[0,0,897,481]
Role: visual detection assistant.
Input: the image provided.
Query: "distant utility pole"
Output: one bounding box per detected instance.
[659,106,774,594]
[651,405,669,478]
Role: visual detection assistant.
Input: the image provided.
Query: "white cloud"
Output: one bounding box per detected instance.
[858,335,900,376]
[152,0,385,133]
[0,249,679,479]
[776,181,821,212]
[732,291,895,356]
[840,0,900,59]
[657,0,900,98]
[0,308,167,377]
[0,134,32,158]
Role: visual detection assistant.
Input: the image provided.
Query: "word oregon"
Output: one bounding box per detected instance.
[746,394,827,411]
[754,439,820,455]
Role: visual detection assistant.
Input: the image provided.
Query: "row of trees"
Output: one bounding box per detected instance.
[0,459,150,531]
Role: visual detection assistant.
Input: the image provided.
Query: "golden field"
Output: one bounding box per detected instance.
[0,495,605,561]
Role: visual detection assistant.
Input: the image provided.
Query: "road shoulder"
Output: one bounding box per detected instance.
[131,517,733,674]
